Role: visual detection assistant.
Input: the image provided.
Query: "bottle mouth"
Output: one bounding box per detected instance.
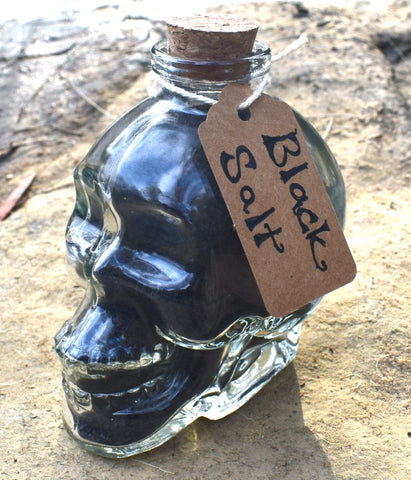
[151,40,271,82]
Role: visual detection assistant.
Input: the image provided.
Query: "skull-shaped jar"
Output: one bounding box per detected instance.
[55,15,346,457]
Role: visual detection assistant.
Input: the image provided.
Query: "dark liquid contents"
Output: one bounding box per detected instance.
[56,91,346,450]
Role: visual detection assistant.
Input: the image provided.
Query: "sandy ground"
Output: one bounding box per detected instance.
[0,1,410,479]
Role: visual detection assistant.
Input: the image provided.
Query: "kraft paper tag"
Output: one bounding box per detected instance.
[198,83,356,318]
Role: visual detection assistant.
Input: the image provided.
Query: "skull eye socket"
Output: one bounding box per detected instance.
[118,248,194,291]
[118,202,200,270]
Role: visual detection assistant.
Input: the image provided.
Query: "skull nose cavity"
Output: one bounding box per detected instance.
[86,230,118,281]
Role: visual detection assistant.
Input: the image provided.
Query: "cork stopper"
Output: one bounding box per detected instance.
[166,14,259,60]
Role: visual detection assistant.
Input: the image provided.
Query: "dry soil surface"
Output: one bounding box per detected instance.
[0,1,410,479]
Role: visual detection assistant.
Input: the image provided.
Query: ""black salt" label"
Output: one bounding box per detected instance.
[198,83,356,317]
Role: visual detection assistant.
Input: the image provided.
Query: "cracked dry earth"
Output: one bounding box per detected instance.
[0,1,410,479]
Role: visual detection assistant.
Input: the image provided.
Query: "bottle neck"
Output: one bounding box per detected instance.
[150,40,271,103]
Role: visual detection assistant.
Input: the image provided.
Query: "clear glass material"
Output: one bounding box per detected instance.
[55,40,346,457]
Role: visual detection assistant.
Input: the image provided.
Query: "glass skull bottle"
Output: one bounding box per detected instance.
[55,15,346,457]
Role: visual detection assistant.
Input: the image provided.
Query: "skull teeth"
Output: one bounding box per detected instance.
[56,340,175,373]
